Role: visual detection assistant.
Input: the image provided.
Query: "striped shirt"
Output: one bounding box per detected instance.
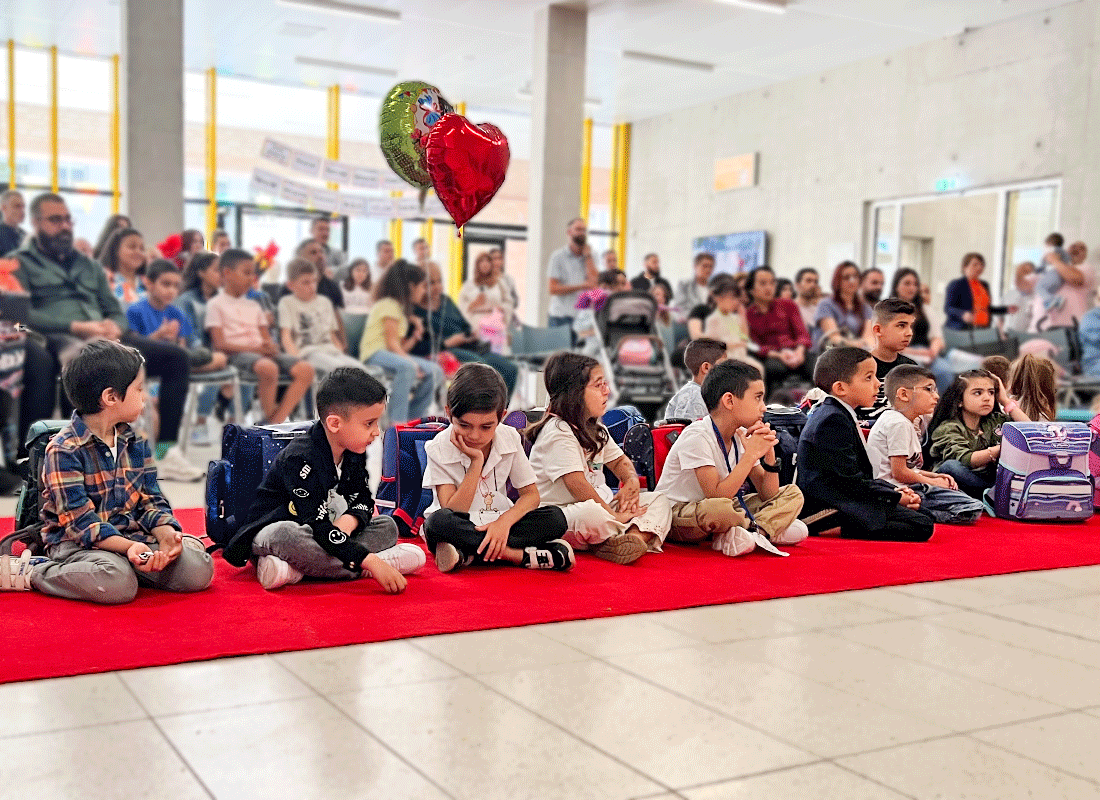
[40,413,180,548]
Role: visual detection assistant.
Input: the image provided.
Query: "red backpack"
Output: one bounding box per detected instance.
[622,418,692,490]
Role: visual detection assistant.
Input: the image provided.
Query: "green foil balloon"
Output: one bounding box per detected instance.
[379,81,454,190]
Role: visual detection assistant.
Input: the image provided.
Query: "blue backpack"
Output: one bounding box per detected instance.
[375,416,449,538]
[205,421,312,550]
[986,421,1094,521]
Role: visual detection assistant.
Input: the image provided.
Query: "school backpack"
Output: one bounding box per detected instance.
[603,405,646,444]
[1090,413,1100,508]
[762,405,809,486]
[0,419,68,557]
[375,416,448,539]
[985,421,1094,521]
[205,421,312,551]
[622,418,692,490]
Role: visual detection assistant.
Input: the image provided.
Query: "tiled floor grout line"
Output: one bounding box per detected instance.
[587,652,830,758]
[960,727,1100,787]
[813,626,1084,713]
[405,636,681,797]
[263,654,462,800]
[114,670,218,800]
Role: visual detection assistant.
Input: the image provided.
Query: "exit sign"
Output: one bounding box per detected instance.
[935,177,959,192]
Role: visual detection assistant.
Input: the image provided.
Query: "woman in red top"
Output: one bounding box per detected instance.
[744,265,814,396]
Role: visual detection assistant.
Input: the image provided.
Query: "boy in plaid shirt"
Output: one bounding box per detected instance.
[1,340,213,602]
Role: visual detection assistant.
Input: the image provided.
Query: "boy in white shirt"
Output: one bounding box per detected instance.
[655,360,807,556]
[665,337,727,420]
[866,364,983,523]
[423,363,573,573]
[278,258,366,376]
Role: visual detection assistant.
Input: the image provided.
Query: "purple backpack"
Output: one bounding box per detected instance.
[987,421,1094,521]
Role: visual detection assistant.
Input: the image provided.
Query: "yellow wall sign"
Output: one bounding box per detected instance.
[714,153,757,192]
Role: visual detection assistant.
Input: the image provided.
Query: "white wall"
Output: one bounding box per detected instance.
[628,1,1100,289]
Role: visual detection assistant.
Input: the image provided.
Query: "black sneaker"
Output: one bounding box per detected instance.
[214,392,232,422]
[522,539,575,571]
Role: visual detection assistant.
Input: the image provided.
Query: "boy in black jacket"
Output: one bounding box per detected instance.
[796,347,934,542]
[225,368,425,591]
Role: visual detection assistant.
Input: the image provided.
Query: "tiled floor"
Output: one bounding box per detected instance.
[4,445,1100,798]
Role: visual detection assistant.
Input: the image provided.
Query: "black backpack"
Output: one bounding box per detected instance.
[762,406,808,486]
[0,419,69,556]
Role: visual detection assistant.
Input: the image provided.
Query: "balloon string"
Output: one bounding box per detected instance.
[457,226,463,239]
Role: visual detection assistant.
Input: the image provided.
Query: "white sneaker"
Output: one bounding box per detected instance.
[0,550,42,591]
[371,543,426,576]
[256,555,304,590]
[189,425,213,447]
[773,519,808,546]
[156,446,205,482]
[712,526,756,557]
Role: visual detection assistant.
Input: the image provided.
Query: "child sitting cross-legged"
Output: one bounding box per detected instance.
[222,368,425,591]
[278,257,368,377]
[206,248,315,424]
[422,363,572,573]
[526,352,672,565]
[664,337,727,420]
[929,369,1030,499]
[1,340,214,602]
[655,360,807,556]
[866,364,984,523]
[796,346,935,541]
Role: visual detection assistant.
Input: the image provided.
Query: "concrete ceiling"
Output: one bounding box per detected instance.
[1,0,1080,124]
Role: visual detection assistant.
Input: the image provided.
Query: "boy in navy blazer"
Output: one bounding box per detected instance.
[796,347,934,542]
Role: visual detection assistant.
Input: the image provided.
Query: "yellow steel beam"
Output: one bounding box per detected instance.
[580,117,592,219]
[617,122,631,271]
[7,41,15,189]
[49,46,58,193]
[110,54,120,213]
[205,68,217,235]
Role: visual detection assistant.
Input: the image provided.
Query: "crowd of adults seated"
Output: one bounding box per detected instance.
[4,190,1100,497]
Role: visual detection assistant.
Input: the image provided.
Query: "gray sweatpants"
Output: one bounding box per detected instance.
[251,516,399,579]
[298,344,367,376]
[34,536,214,605]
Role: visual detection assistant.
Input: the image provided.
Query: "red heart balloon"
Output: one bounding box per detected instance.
[425,114,510,229]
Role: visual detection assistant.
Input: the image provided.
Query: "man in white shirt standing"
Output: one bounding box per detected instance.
[547,217,597,331]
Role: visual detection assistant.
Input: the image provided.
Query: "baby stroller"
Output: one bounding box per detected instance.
[594,291,677,420]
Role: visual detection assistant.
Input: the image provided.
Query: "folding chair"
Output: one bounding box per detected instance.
[177,366,243,455]
[510,323,572,406]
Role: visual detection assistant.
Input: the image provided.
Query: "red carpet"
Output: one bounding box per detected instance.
[2,509,1099,684]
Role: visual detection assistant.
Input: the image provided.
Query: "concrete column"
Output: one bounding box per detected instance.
[525,3,587,325]
[121,0,185,242]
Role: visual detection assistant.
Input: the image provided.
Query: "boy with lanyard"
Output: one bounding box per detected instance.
[655,360,807,557]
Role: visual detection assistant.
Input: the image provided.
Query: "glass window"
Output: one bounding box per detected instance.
[1002,185,1058,296]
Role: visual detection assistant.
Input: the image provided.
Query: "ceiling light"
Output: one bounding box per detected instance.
[295,56,397,77]
[278,21,326,37]
[712,0,787,13]
[277,0,400,23]
[622,51,715,72]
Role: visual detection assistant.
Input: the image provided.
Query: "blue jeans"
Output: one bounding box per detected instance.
[935,459,995,500]
[913,484,984,523]
[366,349,444,424]
[449,347,519,396]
